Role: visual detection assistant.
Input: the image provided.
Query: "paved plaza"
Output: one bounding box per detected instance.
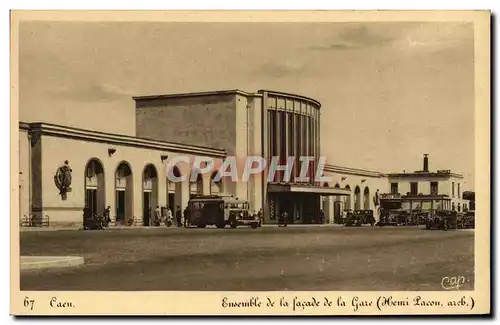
[20,226,474,291]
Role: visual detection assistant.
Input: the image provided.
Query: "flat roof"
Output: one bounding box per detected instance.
[20,122,227,157]
[132,89,322,108]
[132,89,260,101]
[258,90,321,108]
[388,171,463,178]
[324,164,384,178]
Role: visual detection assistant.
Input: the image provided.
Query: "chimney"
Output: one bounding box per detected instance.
[423,154,429,172]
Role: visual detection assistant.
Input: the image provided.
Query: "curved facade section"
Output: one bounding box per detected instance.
[261,90,321,184]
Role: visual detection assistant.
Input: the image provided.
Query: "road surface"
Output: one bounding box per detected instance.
[19,226,474,291]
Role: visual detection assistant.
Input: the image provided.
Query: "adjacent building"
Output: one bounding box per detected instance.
[383,154,470,212]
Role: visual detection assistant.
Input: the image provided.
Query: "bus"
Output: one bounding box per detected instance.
[187,195,259,229]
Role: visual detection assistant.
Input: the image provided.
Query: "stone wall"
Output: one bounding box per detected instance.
[135,94,237,155]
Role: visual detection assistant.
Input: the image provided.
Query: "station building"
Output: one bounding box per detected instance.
[134,89,370,224]
[17,89,467,228]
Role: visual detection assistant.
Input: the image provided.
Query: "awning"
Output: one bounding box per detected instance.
[402,195,451,201]
[267,183,351,196]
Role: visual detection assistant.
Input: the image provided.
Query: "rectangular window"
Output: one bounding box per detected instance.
[391,183,398,194]
[267,97,276,108]
[279,111,286,180]
[277,98,285,109]
[268,111,275,157]
[458,183,461,198]
[307,117,314,183]
[452,182,455,197]
[430,182,439,195]
[295,113,301,180]
[287,113,293,159]
[410,182,418,195]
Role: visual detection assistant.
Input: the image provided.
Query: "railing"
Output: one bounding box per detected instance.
[20,214,50,227]
[380,193,402,200]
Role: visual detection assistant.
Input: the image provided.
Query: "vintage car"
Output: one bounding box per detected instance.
[344,210,363,227]
[344,210,376,227]
[362,210,376,226]
[426,210,458,230]
[378,208,409,226]
[457,211,475,229]
[413,211,432,225]
[188,195,259,229]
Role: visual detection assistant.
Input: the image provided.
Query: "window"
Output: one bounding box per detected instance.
[410,182,418,195]
[458,203,461,212]
[287,112,293,158]
[458,183,461,198]
[390,183,398,194]
[452,182,455,197]
[269,110,276,157]
[430,182,439,195]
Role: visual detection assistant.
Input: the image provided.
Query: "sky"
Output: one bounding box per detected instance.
[18,21,475,190]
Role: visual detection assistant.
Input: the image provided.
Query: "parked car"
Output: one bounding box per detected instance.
[344,210,375,227]
[379,209,409,226]
[426,210,458,230]
[457,211,475,229]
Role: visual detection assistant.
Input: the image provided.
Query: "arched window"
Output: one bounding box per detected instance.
[115,161,133,224]
[354,186,361,210]
[363,187,370,210]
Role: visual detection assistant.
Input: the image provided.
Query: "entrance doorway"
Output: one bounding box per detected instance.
[168,193,175,211]
[85,158,106,218]
[142,164,158,226]
[115,161,133,225]
[167,165,183,213]
[143,191,152,226]
[86,188,98,216]
[334,200,342,223]
[116,190,126,221]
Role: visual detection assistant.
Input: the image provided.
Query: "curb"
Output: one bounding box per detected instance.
[21,224,347,231]
[20,256,84,271]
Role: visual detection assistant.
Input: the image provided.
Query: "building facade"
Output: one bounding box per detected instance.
[18,122,226,227]
[134,89,359,224]
[18,89,469,227]
[384,155,469,212]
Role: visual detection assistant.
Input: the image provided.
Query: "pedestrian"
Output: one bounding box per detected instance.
[103,206,111,226]
[319,209,325,224]
[374,189,381,224]
[257,208,263,227]
[183,206,189,227]
[280,211,288,227]
[175,206,182,227]
[154,206,161,226]
[166,207,173,227]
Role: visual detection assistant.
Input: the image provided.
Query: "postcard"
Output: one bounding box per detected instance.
[10,10,490,316]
